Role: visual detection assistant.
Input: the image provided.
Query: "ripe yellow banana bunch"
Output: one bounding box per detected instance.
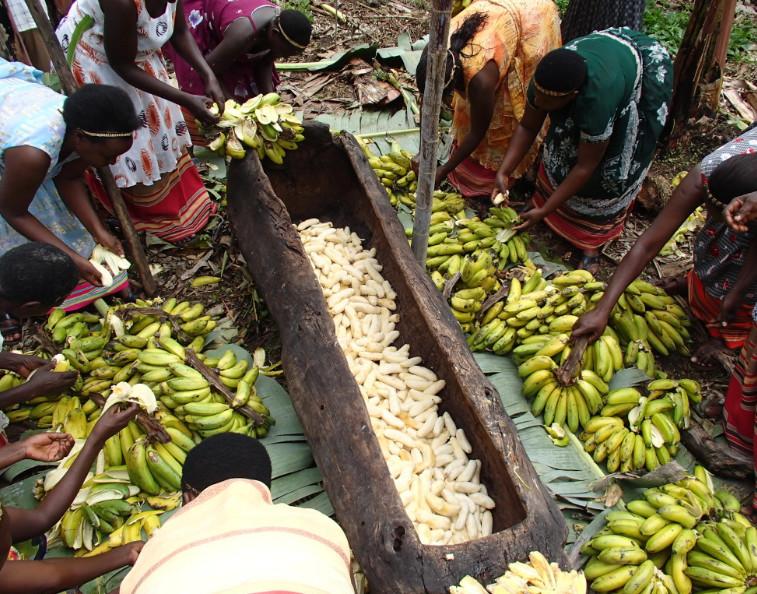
[207,94,304,163]
[360,138,418,207]
[450,551,587,594]
[611,279,691,358]
[583,467,726,594]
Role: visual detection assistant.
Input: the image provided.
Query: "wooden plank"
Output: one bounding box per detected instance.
[227,123,566,593]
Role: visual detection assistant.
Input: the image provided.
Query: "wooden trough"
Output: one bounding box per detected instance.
[227,123,567,594]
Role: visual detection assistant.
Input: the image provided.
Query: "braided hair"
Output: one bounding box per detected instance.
[416,12,487,95]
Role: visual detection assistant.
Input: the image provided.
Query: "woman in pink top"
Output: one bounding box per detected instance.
[166,1,312,102]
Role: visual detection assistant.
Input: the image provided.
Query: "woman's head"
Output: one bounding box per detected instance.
[181,433,272,504]
[416,12,487,102]
[531,48,587,111]
[708,153,757,206]
[269,9,312,59]
[0,242,79,317]
[63,84,139,168]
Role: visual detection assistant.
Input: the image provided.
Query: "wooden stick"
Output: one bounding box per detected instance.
[555,336,589,386]
[25,0,157,296]
[411,0,452,264]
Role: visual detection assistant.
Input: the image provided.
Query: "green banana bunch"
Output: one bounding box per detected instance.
[582,468,724,594]
[207,95,303,163]
[451,0,472,16]
[686,518,757,592]
[611,279,691,357]
[360,138,418,206]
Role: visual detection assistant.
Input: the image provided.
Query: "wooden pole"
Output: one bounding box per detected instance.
[24,0,157,296]
[410,0,451,265]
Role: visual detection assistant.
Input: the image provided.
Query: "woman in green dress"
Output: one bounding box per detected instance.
[495,28,672,271]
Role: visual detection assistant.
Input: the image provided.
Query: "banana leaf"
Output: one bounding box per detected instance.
[474,354,608,521]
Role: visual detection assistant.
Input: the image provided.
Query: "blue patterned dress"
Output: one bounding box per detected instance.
[0,59,127,309]
[0,58,94,258]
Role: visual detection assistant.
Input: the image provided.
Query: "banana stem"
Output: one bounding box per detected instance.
[555,336,589,386]
[185,350,265,426]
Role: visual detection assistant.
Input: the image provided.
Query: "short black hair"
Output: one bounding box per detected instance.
[708,153,757,205]
[182,433,273,492]
[62,84,139,140]
[534,48,588,94]
[0,243,79,307]
[279,9,312,48]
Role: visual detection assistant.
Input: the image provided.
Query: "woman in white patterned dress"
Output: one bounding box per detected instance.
[57,0,225,242]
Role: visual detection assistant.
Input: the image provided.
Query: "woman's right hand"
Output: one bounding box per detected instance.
[493,168,511,202]
[571,308,611,344]
[90,403,139,443]
[75,256,104,287]
[25,363,78,397]
[185,94,221,125]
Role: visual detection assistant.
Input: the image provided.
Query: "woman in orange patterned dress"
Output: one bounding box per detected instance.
[57,0,225,243]
[415,0,561,198]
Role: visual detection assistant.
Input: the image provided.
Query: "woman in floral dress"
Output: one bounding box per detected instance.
[495,28,673,271]
[57,0,225,243]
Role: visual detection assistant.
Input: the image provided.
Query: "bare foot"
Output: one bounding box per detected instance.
[691,339,735,368]
[577,251,600,276]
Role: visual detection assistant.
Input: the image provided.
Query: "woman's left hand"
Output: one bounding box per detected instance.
[514,207,545,231]
[434,166,448,189]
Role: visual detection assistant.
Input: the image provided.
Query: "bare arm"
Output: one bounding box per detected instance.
[572,169,706,341]
[5,405,138,542]
[204,18,255,75]
[0,544,141,594]
[0,147,102,284]
[169,0,224,106]
[54,161,123,256]
[494,104,547,194]
[515,139,609,230]
[436,60,498,185]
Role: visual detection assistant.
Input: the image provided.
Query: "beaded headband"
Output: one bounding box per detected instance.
[275,21,307,50]
[78,129,134,138]
[533,80,579,98]
[444,49,459,89]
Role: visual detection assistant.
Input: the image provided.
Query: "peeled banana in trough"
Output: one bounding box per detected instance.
[449,551,587,594]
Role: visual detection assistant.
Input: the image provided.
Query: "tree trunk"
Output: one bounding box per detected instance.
[412,0,452,265]
[561,0,645,43]
[664,0,737,143]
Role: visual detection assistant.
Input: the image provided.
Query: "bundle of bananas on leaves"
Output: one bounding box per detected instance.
[467,268,605,357]
[612,279,692,361]
[582,467,754,594]
[517,328,622,434]
[358,139,418,207]
[424,207,530,272]
[25,298,274,437]
[449,551,587,594]
[206,94,304,164]
[580,377,700,472]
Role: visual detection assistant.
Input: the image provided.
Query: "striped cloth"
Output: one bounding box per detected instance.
[5,0,49,32]
[119,479,355,594]
[724,322,757,513]
[687,269,754,350]
[531,162,633,251]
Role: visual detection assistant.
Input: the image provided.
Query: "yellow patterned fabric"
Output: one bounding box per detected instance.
[450,0,560,175]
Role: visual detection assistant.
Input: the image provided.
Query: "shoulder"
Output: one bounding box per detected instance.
[700,128,757,179]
